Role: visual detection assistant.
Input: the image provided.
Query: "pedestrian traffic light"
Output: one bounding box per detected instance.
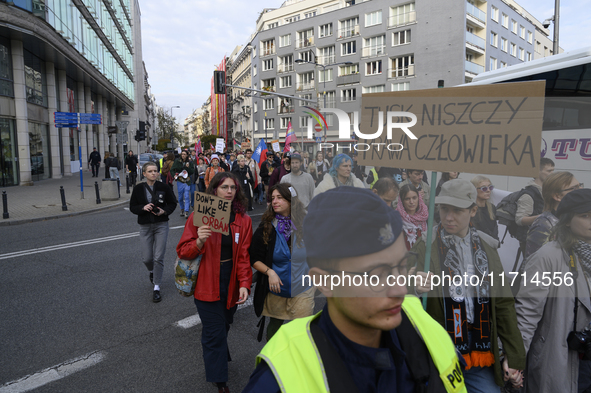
[214,71,226,94]
[138,129,146,141]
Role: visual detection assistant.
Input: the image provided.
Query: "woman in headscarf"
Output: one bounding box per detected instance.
[396,184,428,250]
[313,153,365,196]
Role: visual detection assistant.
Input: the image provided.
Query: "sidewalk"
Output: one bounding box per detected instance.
[0,170,133,226]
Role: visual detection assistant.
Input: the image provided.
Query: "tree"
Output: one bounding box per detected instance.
[155,107,184,147]
[200,134,218,150]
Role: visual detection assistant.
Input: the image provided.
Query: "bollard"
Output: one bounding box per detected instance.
[94,181,101,204]
[60,186,68,211]
[117,178,121,198]
[126,174,130,194]
[2,190,8,219]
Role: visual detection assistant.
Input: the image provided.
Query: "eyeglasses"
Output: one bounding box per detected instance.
[478,185,495,192]
[326,252,416,293]
[219,185,237,192]
[562,183,584,192]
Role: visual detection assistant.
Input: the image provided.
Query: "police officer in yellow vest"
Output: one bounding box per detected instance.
[243,187,467,393]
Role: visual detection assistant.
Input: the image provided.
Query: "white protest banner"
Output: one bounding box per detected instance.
[271,139,280,153]
[216,138,225,153]
[358,81,546,178]
[193,192,232,235]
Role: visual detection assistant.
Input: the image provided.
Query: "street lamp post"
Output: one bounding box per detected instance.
[170,105,180,149]
[295,53,352,143]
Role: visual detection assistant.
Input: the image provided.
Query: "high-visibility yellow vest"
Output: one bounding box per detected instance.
[159,158,164,173]
[256,295,467,393]
[369,168,378,188]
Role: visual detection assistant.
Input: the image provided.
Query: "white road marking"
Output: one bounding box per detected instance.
[175,296,254,329]
[0,351,106,393]
[0,226,185,261]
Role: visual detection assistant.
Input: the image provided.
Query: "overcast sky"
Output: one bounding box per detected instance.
[140,0,591,123]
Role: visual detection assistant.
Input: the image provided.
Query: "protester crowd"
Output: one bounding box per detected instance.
[126,146,590,393]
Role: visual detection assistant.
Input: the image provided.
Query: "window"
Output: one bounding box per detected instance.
[264,118,275,130]
[262,59,274,71]
[390,55,414,78]
[501,13,508,28]
[280,117,291,129]
[318,46,335,65]
[365,10,382,27]
[490,31,497,47]
[267,22,279,29]
[363,85,385,94]
[279,34,291,47]
[297,29,314,49]
[304,11,317,18]
[501,38,507,52]
[285,15,300,24]
[341,40,357,55]
[363,35,385,57]
[253,64,257,76]
[366,60,382,75]
[535,41,541,53]
[519,25,525,39]
[489,57,497,70]
[510,43,516,57]
[500,61,507,68]
[323,91,336,109]
[278,55,293,73]
[254,102,258,113]
[24,50,47,106]
[339,17,359,38]
[254,121,258,132]
[280,75,292,88]
[393,29,411,46]
[263,98,275,110]
[297,72,315,91]
[339,63,359,75]
[298,51,314,63]
[391,81,410,91]
[0,39,14,97]
[527,52,532,61]
[389,3,416,27]
[261,39,275,56]
[511,20,517,34]
[519,47,524,61]
[319,68,333,83]
[325,113,334,126]
[341,88,357,102]
[491,6,498,22]
[299,94,312,106]
[319,23,333,38]
[527,31,533,44]
[300,116,309,128]
[262,78,275,91]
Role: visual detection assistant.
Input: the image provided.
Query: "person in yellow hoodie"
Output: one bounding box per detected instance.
[243,187,467,393]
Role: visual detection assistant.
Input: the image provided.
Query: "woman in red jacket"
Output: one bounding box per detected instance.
[176,172,252,393]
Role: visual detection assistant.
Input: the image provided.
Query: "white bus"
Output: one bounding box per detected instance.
[466,47,591,191]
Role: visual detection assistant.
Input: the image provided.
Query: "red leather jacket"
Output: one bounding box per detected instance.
[176,212,253,309]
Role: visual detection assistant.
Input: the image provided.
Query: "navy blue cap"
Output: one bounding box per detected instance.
[556,189,591,218]
[304,187,403,259]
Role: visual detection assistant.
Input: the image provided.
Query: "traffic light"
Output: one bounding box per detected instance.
[138,129,146,141]
[214,71,226,94]
[134,131,140,141]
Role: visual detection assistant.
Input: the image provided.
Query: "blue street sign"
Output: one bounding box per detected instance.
[315,137,322,143]
[55,123,79,128]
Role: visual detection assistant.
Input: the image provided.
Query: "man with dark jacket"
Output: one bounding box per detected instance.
[88,147,101,177]
[125,150,139,186]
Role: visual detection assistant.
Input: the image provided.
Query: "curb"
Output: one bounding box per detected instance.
[0,199,130,227]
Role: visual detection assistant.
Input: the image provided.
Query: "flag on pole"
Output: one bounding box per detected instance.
[252,139,267,165]
[195,138,202,154]
[234,139,241,150]
[283,121,296,152]
[210,143,215,151]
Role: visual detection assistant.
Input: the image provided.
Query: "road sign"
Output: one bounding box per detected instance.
[314,123,322,133]
[315,137,322,143]
[115,121,129,130]
[79,113,102,125]
[54,112,78,120]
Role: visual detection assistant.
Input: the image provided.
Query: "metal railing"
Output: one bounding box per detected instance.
[388,64,415,78]
[337,73,360,85]
[362,45,386,58]
[296,82,315,91]
[466,31,486,49]
[317,55,335,65]
[465,60,484,74]
[260,47,276,57]
[388,11,416,27]
[296,37,315,49]
[466,3,486,23]
[338,25,360,39]
[277,63,294,73]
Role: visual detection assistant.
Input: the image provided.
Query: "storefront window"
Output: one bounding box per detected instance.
[0,118,18,186]
[29,122,51,181]
[0,38,14,97]
[24,50,48,107]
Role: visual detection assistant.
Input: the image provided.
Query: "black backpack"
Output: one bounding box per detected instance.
[496,185,543,245]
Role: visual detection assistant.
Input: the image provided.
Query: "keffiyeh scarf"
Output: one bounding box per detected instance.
[574,240,591,277]
[437,223,494,370]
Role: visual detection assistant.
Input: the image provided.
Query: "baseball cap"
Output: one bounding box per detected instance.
[290,153,302,162]
[435,179,477,209]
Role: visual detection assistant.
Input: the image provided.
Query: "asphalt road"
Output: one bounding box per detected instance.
[0,198,323,393]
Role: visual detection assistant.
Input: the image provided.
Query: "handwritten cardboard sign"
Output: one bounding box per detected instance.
[193,192,231,235]
[216,138,225,153]
[358,81,546,178]
[271,139,280,153]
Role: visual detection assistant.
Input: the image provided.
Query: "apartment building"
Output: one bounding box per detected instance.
[229,45,253,146]
[244,0,553,154]
[0,0,149,186]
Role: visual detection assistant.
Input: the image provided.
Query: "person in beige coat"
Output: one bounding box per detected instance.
[313,153,365,197]
[515,188,591,393]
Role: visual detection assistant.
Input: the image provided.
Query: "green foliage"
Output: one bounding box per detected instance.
[200,134,218,149]
[156,107,183,143]
[154,138,170,152]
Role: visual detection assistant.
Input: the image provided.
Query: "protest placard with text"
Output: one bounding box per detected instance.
[193,192,231,235]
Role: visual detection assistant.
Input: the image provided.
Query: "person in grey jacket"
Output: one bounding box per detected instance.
[515,188,591,393]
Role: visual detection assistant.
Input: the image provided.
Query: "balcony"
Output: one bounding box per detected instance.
[277,63,294,73]
[260,47,276,57]
[341,95,357,103]
[362,45,386,58]
[261,86,276,96]
[337,73,360,85]
[278,105,295,114]
[318,55,335,65]
[388,65,415,78]
[388,11,416,28]
[465,60,484,75]
[296,82,315,91]
[466,31,486,54]
[320,98,337,109]
[466,3,486,28]
[296,37,315,49]
[338,25,360,39]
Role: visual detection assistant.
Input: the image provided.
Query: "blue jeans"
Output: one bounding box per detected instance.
[464,366,498,393]
[257,183,264,202]
[177,182,190,212]
[189,182,196,207]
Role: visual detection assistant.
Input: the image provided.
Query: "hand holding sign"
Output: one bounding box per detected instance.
[193,192,232,235]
